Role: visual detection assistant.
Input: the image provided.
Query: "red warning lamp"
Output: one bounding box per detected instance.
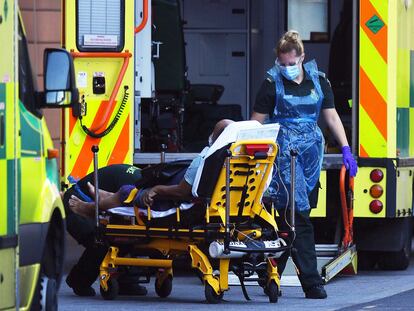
[370,169,384,183]
[369,185,383,198]
[369,200,383,214]
[245,144,269,156]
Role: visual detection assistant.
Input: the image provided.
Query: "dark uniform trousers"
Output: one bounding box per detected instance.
[276,209,323,291]
[63,188,108,287]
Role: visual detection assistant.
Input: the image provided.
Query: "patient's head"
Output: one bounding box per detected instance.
[208,119,234,146]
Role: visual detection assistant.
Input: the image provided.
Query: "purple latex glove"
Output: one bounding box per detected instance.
[342,146,358,177]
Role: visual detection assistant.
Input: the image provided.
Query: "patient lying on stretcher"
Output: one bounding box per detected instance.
[69,119,234,223]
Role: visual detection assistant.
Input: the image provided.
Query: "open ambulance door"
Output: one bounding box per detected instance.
[62,0,137,181]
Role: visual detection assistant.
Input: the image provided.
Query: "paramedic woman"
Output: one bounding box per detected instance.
[251,30,357,299]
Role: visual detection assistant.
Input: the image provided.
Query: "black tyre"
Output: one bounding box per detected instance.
[358,251,378,270]
[266,280,279,303]
[378,241,411,270]
[42,277,58,311]
[30,276,58,311]
[377,218,412,270]
[155,276,173,298]
[100,278,119,300]
[31,214,64,311]
[204,284,223,304]
[42,215,65,289]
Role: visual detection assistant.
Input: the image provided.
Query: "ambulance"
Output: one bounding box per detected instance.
[0,2,77,309]
[62,0,414,278]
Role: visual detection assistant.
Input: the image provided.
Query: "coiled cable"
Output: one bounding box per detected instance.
[80,85,129,138]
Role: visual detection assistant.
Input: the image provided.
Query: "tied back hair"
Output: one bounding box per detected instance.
[275,30,304,56]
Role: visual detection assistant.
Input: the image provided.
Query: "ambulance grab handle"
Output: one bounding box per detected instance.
[134,0,149,34]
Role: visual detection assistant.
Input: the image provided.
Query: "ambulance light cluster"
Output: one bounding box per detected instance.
[369,169,384,214]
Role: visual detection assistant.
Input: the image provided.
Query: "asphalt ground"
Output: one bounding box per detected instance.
[59,251,414,310]
[59,270,414,311]
[338,289,414,311]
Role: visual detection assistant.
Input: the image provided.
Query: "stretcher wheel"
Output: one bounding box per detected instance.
[100,278,119,300]
[204,284,223,304]
[266,280,278,303]
[155,276,172,298]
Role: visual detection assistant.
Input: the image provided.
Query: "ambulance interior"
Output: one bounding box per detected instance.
[140,0,353,156]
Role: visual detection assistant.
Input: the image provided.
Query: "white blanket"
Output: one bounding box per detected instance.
[192,121,280,197]
[108,202,194,218]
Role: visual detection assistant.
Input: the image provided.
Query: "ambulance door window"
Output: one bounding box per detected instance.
[287,0,330,42]
[76,0,125,52]
[18,19,41,117]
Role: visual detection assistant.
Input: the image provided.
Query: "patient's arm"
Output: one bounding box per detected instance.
[142,180,192,207]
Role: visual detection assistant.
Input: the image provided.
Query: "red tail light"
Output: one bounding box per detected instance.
[370,169,384,182]
[370,185,383,198]
[369,200,383,214]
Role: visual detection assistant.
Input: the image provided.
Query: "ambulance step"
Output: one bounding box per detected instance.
[315,244,339,257]
[315,244,339,277]
[321,245,357,283]
[281,256,334,278]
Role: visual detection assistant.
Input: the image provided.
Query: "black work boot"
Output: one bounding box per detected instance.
[304,284,327,299]
[66,266,96,297]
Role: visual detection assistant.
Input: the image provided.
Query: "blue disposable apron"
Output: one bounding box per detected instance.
[266,60,325,212]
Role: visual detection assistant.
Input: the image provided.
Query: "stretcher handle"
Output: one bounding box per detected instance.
[135,0,149,34]
[224,151,232,254]
[340,165,354,249]
[92,145,100,228]
[290,149,298,232]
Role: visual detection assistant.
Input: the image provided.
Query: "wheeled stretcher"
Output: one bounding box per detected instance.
[93,121,290,303]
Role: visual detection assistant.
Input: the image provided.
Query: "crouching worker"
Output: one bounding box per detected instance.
[63,164,148,297]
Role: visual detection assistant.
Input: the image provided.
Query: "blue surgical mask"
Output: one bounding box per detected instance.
[279,64,300,80]
[275,56,302,81]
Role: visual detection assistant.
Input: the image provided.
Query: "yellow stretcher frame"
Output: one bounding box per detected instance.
[98,139,282,303]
